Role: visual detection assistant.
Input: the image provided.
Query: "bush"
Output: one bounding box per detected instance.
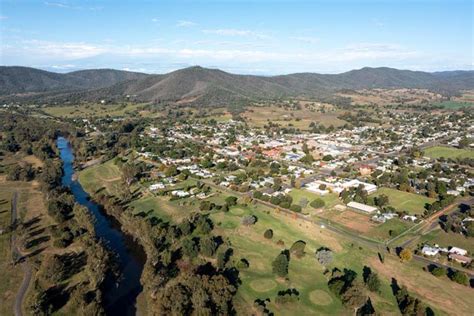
[290,240,306,258]
[237,258,250,269]
[264,229,273,239]
[399,249,412,262]
[310,198,325,209]
[272,251,289,277]
[225,196,238,207]
[450,271,469,285]
[241,215,257,226]
[290,204,302,213]
[430,266,446,277]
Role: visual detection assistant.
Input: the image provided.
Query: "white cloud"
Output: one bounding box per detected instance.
[0,16,8,20]
[176,20,197,27]
[44,2,103,11]
[151,18,159,23]
[12,40,106,59]
[291,36,320,44]
[202,28,269,39]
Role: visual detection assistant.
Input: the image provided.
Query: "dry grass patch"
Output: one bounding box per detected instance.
[369,256,473,315]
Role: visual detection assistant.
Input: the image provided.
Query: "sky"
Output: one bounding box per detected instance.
[0,0,472,75]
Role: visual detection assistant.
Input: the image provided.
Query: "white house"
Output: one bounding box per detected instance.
[449,247,468,256]
[421,245,439,256]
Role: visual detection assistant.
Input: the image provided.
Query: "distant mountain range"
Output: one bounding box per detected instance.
[1,65,473,105]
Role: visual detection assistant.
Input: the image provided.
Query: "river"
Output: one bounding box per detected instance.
[57,137,145,316]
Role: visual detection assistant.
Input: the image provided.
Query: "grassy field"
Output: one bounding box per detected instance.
[423,146,474,159]
[288,189,341,213]
[210,203,401,315]
[241,105,346,129]
[370,187,435,215]
[78,159,123,195]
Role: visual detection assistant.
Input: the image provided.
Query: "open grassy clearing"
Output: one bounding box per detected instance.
[78,159,122,195]
[370,187,435,215]
[288,189,341,212]
[423,146,474,159]
[241,105,346,129]
[370,256,472,315]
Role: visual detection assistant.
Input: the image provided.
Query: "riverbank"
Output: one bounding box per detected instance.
[57,137,147,315]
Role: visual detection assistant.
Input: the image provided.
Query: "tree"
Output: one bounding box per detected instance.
[374,194,389,207]
[200,236,218,257]
[264,229,273,239]
[310,198,325,209]
[225,196,238,207]
[450,271,468,285]
[290,240,306,258]
[315,248,333,266]
[399,249,412,262]
[341,281,367,312]
[241,215,257,226]
[165,164,178,177]
[430,266,446,277]
[365,272,381,292]
[272,251,289,277]
[290,204,302,213]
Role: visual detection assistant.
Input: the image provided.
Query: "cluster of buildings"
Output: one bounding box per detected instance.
[421,244,472,265]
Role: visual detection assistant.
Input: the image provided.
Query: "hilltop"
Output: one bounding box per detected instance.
[0,65,472,105]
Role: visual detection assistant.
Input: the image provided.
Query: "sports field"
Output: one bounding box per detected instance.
[424,146,474,159]
[370,187,435,215]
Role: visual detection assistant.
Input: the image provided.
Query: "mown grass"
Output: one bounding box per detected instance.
[288,189,341,212]
[423,146,474,159]
[370,187,435,215]
[210,203,400,315]
[78,159,122,195]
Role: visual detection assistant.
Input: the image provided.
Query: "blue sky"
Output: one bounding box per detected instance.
[0,0,472,74]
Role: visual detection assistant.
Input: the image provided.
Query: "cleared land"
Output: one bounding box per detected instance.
[78,159,123,195]
[241,105,346,129]
[370,187,435,215]
[424,146,474,159]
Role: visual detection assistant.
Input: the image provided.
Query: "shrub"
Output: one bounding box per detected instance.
[225,196,238,207]
[241,215,257,226]
[290,204,302,212]
[272,251,289,277]
[264,229,273,239]
[237,258,250,269]
[450,271,469,285]
[310,198,325,209]
[399,249,412,262]
[430,266,446,277]
[290,240,306,258]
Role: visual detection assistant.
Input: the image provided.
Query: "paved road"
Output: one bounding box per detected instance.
[11,191,32,316]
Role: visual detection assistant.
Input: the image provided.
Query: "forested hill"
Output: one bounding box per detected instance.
[1,65,472,105]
